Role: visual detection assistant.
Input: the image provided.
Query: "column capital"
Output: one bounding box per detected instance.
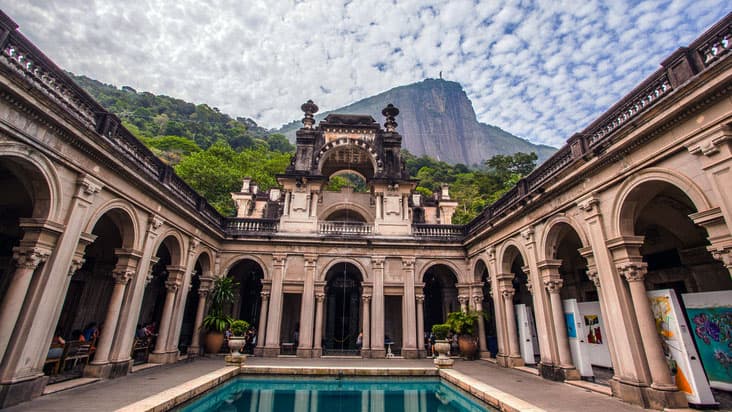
[577,194,600,215]
[458,295,470,305]
[496,272,514,281]
[525,277,534,294]
[544,278,564,293]
[521,265,532,277]
[587,266,601,288]
[472,294,483,304]
[272,253,287,266]
[617,262,648,283]
[188,237,201,256]
[501,288,515,300]
[485,246,496,262]
[199,275,214,291]
[12,246,50,269]
[146,257,160,284]
[164,279,181,292]
[260,291,271,300]
[362,294,372,303]
[198,288,210,298]
[535,260,561,272]
[304,254,318,266]
[371,256,385,268]
[112,269,134,285]
[401,257,415,269]
[415,294,425,303]
[709,246,732,270]
[75,174,103,201]
[68,255,85,276]
[315,293,325,302]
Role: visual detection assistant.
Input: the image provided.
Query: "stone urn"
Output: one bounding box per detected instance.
[433,339,454,369]
[457,334,478,360]
[225,337,247,364]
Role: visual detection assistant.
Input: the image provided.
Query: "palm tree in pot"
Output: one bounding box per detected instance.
[202,276,238,353]
[446,310,484,360]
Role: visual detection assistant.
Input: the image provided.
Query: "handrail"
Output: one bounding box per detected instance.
[413,224,465,239]
[319,221,373,236]
[225,218,279,235]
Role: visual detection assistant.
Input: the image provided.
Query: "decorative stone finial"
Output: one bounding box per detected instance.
[301,100,319,129]
[382,103,399,132]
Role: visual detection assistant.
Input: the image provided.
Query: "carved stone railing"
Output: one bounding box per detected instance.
[319,221,373,236]
[465,12,732,238]
[412,224,465,239]
[225,218,279,236]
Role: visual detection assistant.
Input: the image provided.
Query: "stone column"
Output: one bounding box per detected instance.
[618,263,676,391]
[0,175,101,408]
[361,294,371,357]
[86,268,134,377]
[150,269,183,363]
[401,258,417,358]
[544,278,578,380]
[473,295,488,354]
[502,287,522,365]
[166,238,200,353]
[313,293,325,357]
[189,276,213,356]
[458,295,469,312]
[583,262,619,371]
[264,254,286,357]
[0,247,49,362]
[297,255,317,358]
[254,291,270,356]
[371,257,385,358]
[415,294,425,357]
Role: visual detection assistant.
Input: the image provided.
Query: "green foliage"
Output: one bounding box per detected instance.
[325,173,368,193]
[431,323,451,340]
[230,320,250,336]
[203,276,239,333]
[446,311,485,336]
[202,313,233,334]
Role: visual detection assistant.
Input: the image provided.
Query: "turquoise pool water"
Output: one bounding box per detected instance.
[173,376,495,412]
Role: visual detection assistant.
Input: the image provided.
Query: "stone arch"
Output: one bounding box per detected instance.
[191,248,214,276]
[473,258,490,283]
[319,257,369,282]
[612,168,711,238]
[318,202,373,223]
[154,229,185,267]
[540,214,590,262]
[315,138,382,179]
[0,141,62,222]
[221,254,270,280]
[417,259,463,284]
[497,239,528,275]
[84,199,140,250]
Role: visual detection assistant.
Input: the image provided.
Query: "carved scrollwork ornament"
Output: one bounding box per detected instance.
[198,288,210,299]
[472,294,483,304]
[544,279,564,293]
[501,288,515,300]
[710,248,732,270]
[112,269,134,285]
[618,263,648,283]
[315,293,325,302]
[415,294,425,304]
[458,295,469,305]
[525,278,534,294]
[587,268,601,288]
[260,291,271,300]
[165,279,181,293]
[12,247,49,270]
[362,294,372,303]
[68,257,85,277]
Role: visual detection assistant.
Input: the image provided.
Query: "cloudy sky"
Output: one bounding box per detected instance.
[1,1,727,147]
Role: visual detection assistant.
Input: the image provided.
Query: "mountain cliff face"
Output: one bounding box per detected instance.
[276,79,555,165]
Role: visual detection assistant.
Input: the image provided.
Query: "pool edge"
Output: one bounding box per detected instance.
[114,365,547,412]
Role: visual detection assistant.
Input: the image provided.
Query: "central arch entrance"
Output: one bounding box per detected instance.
[422,264,458,332]
[323,262,362,355]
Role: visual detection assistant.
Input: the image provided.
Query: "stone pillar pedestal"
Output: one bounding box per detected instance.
[313,293,325,358]
[254,291,270,357]
[501,287,524,367]
[149,268,183,364]
[473,295,488,356]
[361,294,371,358]
[544,278,580,381]
[416,294,425,357]
[188,277,212,356]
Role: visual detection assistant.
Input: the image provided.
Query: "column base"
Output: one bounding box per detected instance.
[84,359,131,379]
[148,350,178,364]
[508,355,524,367]
[312,348,322,358]
[479,351,493,359]
[370,348,386,358]
[254,347,265,357]
[188,346,201,357]
[610,378,646,407]
[360,349,371,358]
[0,375,47,408]
[642,385,687,410]
[296,348,314,358]
[496,354,510,367]
[401,348,419,359]
[262,346,280,357]
[538,363,580,381]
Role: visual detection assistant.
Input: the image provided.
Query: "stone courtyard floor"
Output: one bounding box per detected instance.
[3,357,666,411]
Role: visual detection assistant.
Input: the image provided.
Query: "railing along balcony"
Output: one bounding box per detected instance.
[225,218,279,236]
[412,224,465,240]
[319,221,373,236]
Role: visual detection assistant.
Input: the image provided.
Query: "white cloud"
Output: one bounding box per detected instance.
[0,0,727,148]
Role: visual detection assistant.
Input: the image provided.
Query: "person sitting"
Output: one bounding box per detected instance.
[71,329,85,342]
[47,329,65,358]
[136,324,147,339]
[83,322,99,342]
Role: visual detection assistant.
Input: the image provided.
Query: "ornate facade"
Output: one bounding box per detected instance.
[0,9,730,410]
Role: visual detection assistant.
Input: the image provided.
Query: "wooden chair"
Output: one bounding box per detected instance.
[131,337,151,363]
[61,340,92,371]
[44,343,64,375]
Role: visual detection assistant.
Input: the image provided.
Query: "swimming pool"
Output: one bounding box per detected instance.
[173,375,495,411]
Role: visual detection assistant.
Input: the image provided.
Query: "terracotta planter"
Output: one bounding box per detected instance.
[458,334,478,360]
[433,339,454,368]
[204,331,224,354]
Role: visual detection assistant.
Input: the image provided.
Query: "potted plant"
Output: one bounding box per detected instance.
[431,323,453,368]
[228,319,250,355]
[446,310,483,360]
[202,276,238,354]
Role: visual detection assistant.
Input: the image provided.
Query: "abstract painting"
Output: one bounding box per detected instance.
[584,314,602,344]
[686,306,732,387]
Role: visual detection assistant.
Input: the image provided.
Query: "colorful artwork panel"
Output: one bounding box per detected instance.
[565,313,576,338]
[584,315,602,344]
[686,307,732,387]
